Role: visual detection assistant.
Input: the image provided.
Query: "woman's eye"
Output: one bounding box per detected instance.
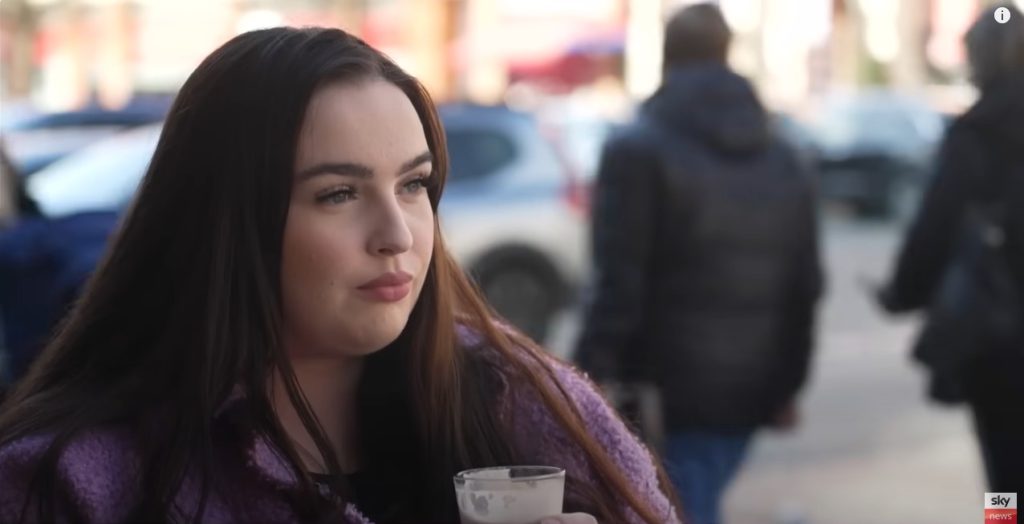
[316,188,356,204]
[402,177,429,194]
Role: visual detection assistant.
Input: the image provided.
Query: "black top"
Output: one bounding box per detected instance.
[311,471,396,521]
[884,74,1024,313]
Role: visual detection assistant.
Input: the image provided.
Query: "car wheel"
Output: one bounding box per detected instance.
[474,259,561,343]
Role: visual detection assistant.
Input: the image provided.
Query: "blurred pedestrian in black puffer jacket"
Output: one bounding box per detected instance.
[574,4,824,524]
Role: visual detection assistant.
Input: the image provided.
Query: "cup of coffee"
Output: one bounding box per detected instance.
[453,466,565,524]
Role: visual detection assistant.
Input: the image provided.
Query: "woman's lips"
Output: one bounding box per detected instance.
[357,282,411,302]
[357,271,413,303]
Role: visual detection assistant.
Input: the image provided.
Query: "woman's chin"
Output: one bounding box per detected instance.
[345,319,411,356]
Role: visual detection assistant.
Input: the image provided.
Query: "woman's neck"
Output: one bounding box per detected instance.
[271,357,364,474]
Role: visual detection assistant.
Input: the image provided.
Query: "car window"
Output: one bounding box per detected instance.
[444,129,518,182]
[817,100,925,153]
[853,110,919,149]
[5,125,128,161]
[26,126,160,218]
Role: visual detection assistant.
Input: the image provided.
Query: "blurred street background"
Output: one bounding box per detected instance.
[3,0,1021,522]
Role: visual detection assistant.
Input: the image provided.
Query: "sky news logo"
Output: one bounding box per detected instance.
[986,493,1017,524]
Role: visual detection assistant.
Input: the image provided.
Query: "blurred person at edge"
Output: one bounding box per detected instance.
[0,142,21,389]
[0,28,681,524]
[573,4,823,524]
[0,142,39,227]
[877,4,1024,495]
[0,141,118,392]
[0,143,18,227]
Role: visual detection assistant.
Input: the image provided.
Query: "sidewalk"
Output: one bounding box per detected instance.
[724,220,986,524]
[723,325,985,524]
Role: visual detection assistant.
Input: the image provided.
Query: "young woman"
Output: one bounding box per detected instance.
[879,4,1024,495]
[0,27,681,523]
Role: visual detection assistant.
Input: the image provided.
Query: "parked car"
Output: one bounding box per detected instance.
[16,105,587,344]
[536,102,629,183]
[3,95,173,177]
[439,104,588,340]
[806,91,946,218]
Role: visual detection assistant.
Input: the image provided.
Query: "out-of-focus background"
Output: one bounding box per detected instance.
[1,0,1019,522]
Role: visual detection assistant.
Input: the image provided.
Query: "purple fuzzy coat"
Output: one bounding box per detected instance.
[0,340,679,523]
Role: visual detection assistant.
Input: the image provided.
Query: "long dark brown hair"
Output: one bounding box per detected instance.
[0,27,679,523]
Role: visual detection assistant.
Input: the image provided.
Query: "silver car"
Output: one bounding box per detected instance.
[439,104,588,341]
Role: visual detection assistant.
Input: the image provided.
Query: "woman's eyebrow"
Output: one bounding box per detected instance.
[399,151,434,174]
[296,150,433,180]
[296,162,373,180]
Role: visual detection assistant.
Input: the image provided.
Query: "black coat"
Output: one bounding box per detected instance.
[884,75,1024,312]
[883,75,1024,400]
[575,64,824,431]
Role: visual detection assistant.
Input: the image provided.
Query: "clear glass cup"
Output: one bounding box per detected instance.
[453,466,566,524]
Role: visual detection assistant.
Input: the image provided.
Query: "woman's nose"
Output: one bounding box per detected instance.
[367,199,414,256]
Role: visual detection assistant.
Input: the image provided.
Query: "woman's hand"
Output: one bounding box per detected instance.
[540,513,598,524]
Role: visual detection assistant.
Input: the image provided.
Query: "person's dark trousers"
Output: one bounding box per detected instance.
[972,403,1024,494]
[966,350,1024,494]
[665,429,755,524]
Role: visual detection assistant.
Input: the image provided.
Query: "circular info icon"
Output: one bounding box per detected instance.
[995,7,1011,24]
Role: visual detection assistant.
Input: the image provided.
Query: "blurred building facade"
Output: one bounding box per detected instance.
[2,0,1022,112]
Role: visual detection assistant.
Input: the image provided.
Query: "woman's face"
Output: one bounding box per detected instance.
[281,78,435,359]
